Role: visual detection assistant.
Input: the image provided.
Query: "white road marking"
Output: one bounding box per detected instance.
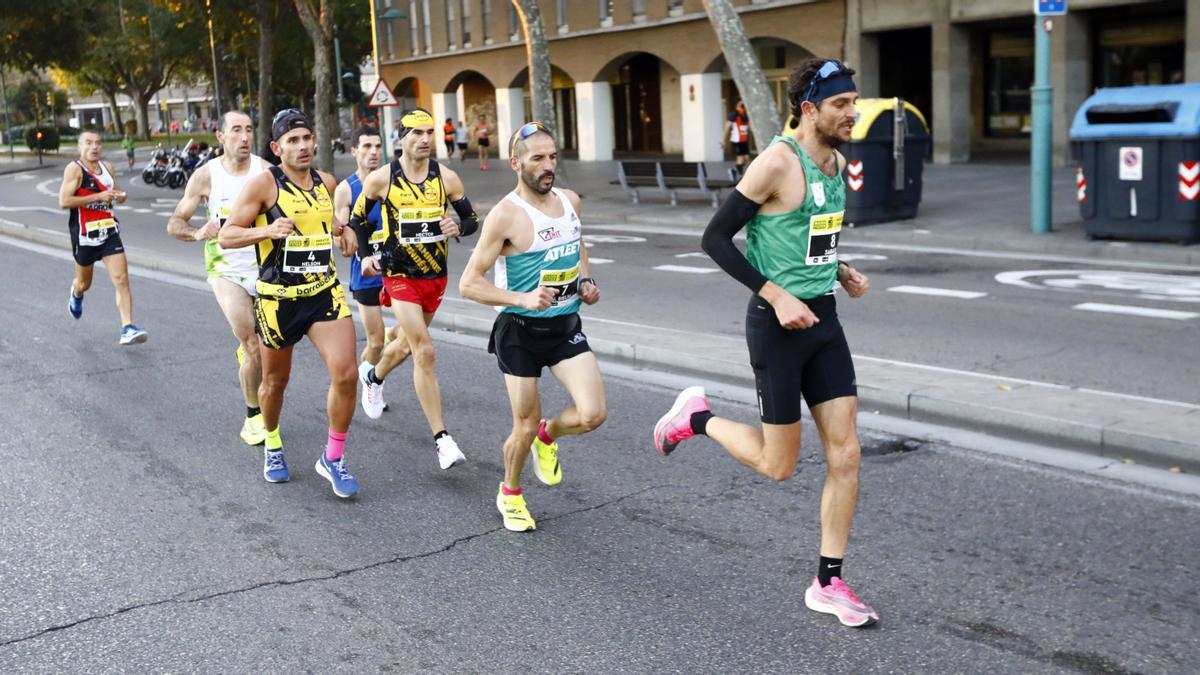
[37,178,58,197]
[1073,303,1198,321]
[583,224,1198,272]
[155,212,174,217]
[675,252,709,259]
[153,198,177,204]
[653,264,719,274]
[13,174,35,182]
[888,285,987,299]
[0,233,207,290]
[0,206,61,215]
[588,257,613,264]
[584,234,646,244]
[996,269,1200,303]
[135,208,153,213]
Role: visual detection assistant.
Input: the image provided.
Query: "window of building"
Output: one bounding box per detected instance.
[410,1,420,54]
[984,29,1033,138]
[632,0,646,21]
[446,0,456,49]
[1095,16,1184,87]
[556,0,568,32]
[461,0,471,45]
[508,3,519,40]
[422,0,432,54]
[600,0,613,27]
[667,0,684,17]
[481,0,492,43]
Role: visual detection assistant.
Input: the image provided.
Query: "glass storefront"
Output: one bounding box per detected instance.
[1094,16,1185,87]
[985,29,1033,138]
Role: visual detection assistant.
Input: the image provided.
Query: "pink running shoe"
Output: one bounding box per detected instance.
[804,577,879,627]
[653,386,710,456]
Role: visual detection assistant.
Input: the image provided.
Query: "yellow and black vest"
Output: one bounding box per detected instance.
[254,166,338,299]
[380,158,448,280]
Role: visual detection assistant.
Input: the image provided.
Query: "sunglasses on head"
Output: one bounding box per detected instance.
[510,121,550,156]
[803,61,850,103]
[272,108,303,123]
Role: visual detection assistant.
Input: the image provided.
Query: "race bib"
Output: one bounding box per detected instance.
[806,211,844,266]
[539,265,580,307]
[398,217,446,244]
[282,233,332,274]
[216,205,232,226]
[80,207,117,235]
[368,228,387,257]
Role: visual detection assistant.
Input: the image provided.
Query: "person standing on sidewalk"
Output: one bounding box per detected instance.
[59,128,146,345]
[652,59,877,628]
[722,100,751,178]
[348,109,480,471]
[459,122,605,532]
[166,110,268,447]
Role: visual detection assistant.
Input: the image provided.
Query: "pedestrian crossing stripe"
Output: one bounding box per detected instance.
[368,79,399,108]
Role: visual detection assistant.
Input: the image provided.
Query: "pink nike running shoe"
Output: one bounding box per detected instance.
[804,577,879,627]
[653,386,710,456]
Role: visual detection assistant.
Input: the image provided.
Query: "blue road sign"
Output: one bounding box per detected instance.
[1036,0,1067,15]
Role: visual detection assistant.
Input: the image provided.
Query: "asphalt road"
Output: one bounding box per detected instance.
[2,165,1197,404]
[0,240,1197,672]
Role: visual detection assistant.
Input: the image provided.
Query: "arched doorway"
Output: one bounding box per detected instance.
[595,52,680,154]
[706,37,814,122]
[393,77,424,112]
[509,65,577,151]
[445,70,497,145]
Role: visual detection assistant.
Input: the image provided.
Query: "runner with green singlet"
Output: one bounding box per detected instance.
[650,58,880,629]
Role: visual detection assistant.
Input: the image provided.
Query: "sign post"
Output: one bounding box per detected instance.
[1031,0,1066,235]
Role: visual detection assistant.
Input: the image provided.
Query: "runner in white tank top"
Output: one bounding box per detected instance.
[166,111,269,446]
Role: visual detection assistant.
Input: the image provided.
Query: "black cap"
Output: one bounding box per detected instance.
[271,109,313,141]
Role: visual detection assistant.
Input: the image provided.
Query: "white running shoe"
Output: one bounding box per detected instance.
[435,434,466,470]
[358,361,385,419]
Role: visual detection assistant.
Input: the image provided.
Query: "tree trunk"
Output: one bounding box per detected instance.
[256,0,276,151]
[105,89,125,133]
[134,98,151,141]
[512,0,555,137]
[701,0,780,150]
[293,0,336,173]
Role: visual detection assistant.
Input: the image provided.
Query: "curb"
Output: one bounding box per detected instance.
[3,218,1195,474]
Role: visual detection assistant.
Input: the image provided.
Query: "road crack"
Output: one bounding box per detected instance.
[0,484,665,648]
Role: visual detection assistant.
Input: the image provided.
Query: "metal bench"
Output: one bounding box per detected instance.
[659,161,735,208]
[615,161,660,204]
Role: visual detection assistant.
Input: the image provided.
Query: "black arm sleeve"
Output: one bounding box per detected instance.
[449,196,480,237]
[348,196,379,259]
[701,190,769,294]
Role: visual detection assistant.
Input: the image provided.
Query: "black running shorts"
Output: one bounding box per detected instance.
[488,312,591,378]
[255,283,350,350]
[70,230,124,267]
[352,286,382,307]
[732,141,750,156]
[745,294,856,425]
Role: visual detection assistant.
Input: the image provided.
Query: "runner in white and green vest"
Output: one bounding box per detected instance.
[651,58,880,629]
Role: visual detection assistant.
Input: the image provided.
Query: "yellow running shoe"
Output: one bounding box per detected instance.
[496,484,536,532]
[529,420,562,486]
[240,414,266,446]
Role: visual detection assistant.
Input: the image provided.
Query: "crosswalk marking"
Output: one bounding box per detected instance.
[1073,302,1198,320]
[887,285,987,299]
[588,257,613,265]
[653,264,719,274]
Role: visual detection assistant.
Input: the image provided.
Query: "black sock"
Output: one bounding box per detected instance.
[433,430,449,441]
[247,406,261,418]
[818,556,843,587]
[367,367,383,385]
[690,410,713,435]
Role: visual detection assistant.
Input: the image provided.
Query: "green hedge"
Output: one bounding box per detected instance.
[24,126,61,152]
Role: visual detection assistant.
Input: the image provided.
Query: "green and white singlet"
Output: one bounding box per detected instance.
[494,188,582,318]
[204,155,265,291]
[745,135,846,300]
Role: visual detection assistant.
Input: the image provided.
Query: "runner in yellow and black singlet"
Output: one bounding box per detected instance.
[220,109,362,499]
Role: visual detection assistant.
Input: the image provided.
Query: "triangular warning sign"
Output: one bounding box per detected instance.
[367,78,399,108]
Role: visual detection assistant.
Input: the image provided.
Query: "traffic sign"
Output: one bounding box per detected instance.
[367,78,399,108]
[1035,0,1067,15]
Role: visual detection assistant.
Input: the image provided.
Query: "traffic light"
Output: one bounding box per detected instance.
[46,91,52,106]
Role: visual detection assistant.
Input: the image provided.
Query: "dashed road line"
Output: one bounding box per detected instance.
[887,285,987,299]
[1073,303,1198,321]
[652,264,719,274]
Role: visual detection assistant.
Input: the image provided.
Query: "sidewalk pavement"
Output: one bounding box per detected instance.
[4,152,1197,473]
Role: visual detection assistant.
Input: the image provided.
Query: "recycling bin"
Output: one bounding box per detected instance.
[1070,83,1200,243]
[843,98,930,225]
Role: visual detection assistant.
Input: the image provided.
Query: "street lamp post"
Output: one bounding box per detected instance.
[205,0,223,114]
[370,3,407,161]
[0,67,14,159]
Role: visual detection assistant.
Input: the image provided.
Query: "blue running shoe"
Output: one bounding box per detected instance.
[315,454,358,498]
[68,286,83,320]
[263,448,289,483]
[120,324,148,345]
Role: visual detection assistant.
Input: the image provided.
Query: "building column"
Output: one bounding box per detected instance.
[456,84,466,124]
[1051,11,1089,167]
[575,81,614,162]
[494,87,524,160]
[432,92,458,160]
[842,0,879,97]
[931,19,970,164]
[680,73,724,163]
[1188,0,1200,82]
